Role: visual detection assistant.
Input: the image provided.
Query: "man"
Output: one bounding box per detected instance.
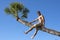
[25,11,45,39]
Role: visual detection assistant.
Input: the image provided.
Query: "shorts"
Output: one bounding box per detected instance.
[33,23,44,27]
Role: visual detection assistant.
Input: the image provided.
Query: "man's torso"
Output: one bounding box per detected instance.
[37,15,45,25]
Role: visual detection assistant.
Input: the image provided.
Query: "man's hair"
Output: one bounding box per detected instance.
[37,11,41,16]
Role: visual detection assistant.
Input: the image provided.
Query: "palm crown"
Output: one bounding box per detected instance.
[4,2,29,19]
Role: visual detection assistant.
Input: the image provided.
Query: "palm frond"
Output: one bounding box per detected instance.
[5,2,29,19]
[21,8,29,18]
[4,8,11,14]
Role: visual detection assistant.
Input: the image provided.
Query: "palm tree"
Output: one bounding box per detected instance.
[4,2,60,38]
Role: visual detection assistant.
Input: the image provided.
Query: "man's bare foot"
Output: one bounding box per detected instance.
[31,36,34,39]
[24,31,28,34]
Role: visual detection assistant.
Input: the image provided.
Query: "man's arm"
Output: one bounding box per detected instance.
[30,18,38,23]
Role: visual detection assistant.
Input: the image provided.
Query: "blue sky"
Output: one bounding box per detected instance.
[0,0,60,40]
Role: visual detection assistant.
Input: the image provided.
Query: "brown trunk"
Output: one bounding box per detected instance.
[42,27,60,36]
[17,17,33,27]
[17,17,60,37]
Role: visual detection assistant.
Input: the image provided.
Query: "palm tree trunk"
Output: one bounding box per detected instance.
[16,17,33,27]
[17,17,60,37]
[42,27,60,36]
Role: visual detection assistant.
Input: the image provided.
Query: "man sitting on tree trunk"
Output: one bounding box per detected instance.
[25,11,45,39]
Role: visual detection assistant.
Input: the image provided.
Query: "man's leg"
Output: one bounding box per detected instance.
[31,27,38,39]
[31,23,43,39]
[24,25,36,34]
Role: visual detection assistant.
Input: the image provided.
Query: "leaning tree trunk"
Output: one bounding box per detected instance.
[17,17,60,37]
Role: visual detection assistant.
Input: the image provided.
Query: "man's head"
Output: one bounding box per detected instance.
[37,11,41,16]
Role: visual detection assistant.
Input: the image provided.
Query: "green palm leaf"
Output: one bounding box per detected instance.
[4,2,29,19]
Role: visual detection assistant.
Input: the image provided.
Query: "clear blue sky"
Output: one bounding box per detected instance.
[0,0,60,40]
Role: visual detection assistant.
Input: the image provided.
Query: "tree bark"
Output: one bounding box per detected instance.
[17,17,60,37]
